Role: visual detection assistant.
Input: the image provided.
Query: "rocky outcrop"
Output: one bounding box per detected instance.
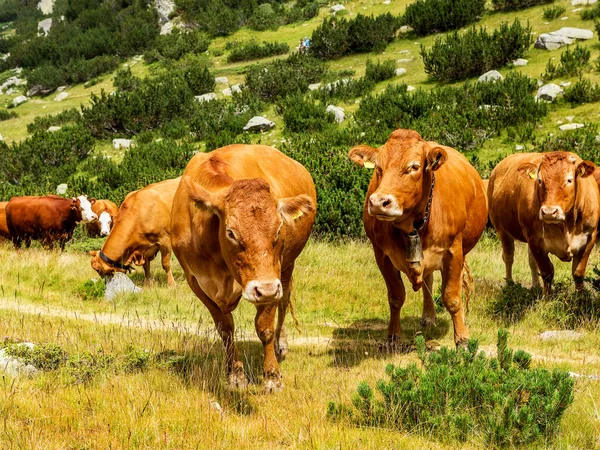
[478,70,503,83]
[536,84,563,102]
[243,116,275,132]
[326,105,345,124]
[37,0,55,15]
[38,18,52,36]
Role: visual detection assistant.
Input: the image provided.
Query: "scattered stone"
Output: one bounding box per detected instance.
[222,84,242,96]
[47,126,61,132]
[397,58,413,63]
[534,33,574,50]
[37,0,55,15]
[194,92,216,103]
[330,4,345,13]
[515,145,524,150]
[38,18,52,36]
[566,115,575,122]
[561,16,569,20]
[1,76,25,93]
[399,50,410,54]
[326,105,345,124]
[559,123,585,130]
[568,372,599,380]
[560,81,572,88]
[308,83,321,91]
[12,95,27,107]
[383,0,390,4]
[571,7,583,12]
[539,330,584,341]
[571,0,597,4]
[550,27,594,40]
[113,138,133,149]
[56,85,66,93]
[56,183,68,194]
[243,116,275,132]
[399,25,411,33]
[396,68,407,76]
[160,21,173,35]
[478,70,504,83]
[105,272,142,300]
[324,79,350,91]
[0,343,38,378]
[536,83,563,102]
[4,88,14,95]
[406,85,416,92]
[53,91,68,102]
[215,77,229,84]
[512,58,528,66]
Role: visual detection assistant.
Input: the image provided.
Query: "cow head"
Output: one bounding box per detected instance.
[349,129,446,229]
[98,211,113,236]
[73,195,97,223]
[89,250,116,277]
[183,176,315,304]
[518,152,595,224]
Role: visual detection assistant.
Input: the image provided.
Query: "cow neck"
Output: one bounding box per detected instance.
[394,171,435,236]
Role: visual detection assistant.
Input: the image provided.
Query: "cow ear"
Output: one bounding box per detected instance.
[89,198,96,205]
[426,146,447,171]
[517,163,538,180]
[278,194,315,225]
[89,250,97,257]
[349,145,379,168]
[182,176,222,213]
[577,160,595,178]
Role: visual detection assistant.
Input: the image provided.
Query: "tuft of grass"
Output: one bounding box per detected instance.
[543,5,566,21]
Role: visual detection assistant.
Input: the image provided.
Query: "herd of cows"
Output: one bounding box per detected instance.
[0,128,598,392]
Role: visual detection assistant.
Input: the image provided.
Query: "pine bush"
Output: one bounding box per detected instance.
[543,45,591,80]
[403,0,486,36]
[492,0,554,11]
[226,41,289,63]
[563,78,600,104]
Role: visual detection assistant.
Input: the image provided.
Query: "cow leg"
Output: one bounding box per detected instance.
[441,238,468,347]
[187,275,247,389]
[143,260,152,285]
[528,247,541,289]
[420,272,436,327]
[275,265,293,361]
[255,304,282,393]
[572,232,596,291]
[374,248,406,342]
[498,231,515,283]
[159,246,176,288]
[528,244,554,295]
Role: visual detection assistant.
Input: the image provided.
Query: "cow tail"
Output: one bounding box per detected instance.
[462,259,474,316]
[287,277,302,333]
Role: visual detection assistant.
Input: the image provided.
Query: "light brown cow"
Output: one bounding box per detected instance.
[171,145,316,392]
[349,129,488,347]
[0,201,9,240]
[90,178,180,286]
[86,199,120,237]
[488,151,599,293]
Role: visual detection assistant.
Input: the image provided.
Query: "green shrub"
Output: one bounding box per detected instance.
[277,94,336,133]
[122,345,151,373]
[311,77,375,102]
[226,40,289,63]
[328,331,574,448]
[0,109,17,121]
[492,0,554,11]
[248,3,283,31]
[543,45,591,80]
[76,279,105,301]
[402,0,485,36]
[581,4,600,20]
[536,123,600,162]
[563,78,600,104]
[113,67,140,92]
[26,63,65,91]
[67,349,114,384]
[543,5,566,20]
[364,59,396,83]
[153,29,211,61]
[4,343,68,371]
[26,108,82,134]
[421,20,533,82]
[65,55,120,84]
[487,281,541,323]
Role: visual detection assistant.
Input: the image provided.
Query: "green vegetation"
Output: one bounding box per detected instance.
[492,0,554,11]
[543,5,566,20]
[226,40,289,63]
[563,78,600,104]
[402,0,486,36]
[543,45,591,80]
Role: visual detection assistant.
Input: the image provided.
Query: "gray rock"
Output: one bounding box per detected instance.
[406,85,416,92]
[515,145,524,150]
[572,7,583,11]
[1,76,25,92]
[194,92,216,103]
[512,58,528,66]
[395,68,407,76]
[397,58,413,63]
[154,0,175,23]
[535,33,574,50]
[308,83,321,91]
[330,4,345,13]
[559,123,585,131]
[536,83,563,102]
[4,88,14,95]
[37,0,54,14]
[47,126,61,132]
[113,138,133,149]
[550,27,594,40]
[160,21,173,35]
[399,25,411,33]
[105,273,141,300]
[560,81,572,88]
[56,183,68,195]
[399,50,410,54]
[561,16,569,20]
[0,343,38,377]
[38,18,52,36]
[324,79,350,91]
[243,116,275,132]
[383,0,390,4]
[215,76,229,84]
[539,330,584,341]
[53,91,68,102]
[56,85,66,93]
[326,105,345,124]
[12,95,27,107]
[571,0,596,5]
[222,84,242,96]
[478,70,504,83]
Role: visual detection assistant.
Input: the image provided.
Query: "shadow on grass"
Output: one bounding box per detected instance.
[328,316,451,368]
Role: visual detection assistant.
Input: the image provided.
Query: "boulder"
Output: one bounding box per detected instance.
[324,79,350,91]
[48,126,61,132]
[396,68,407,76]
[12,95,27,107]
[534,33,574,50]
[37,0,55,15]
[407,85,416,92]
[195,92,216,103]
[4,88,13,95]
[539,330,584,341]
[536,83,563,102]
[571,0,597,5]
[154,0,175,23]
[56,85,66,93]
[54,91,68,102]
[512,58,528,66]
[222,84,242,96]
[478,70,503,83]
[0,343,38,378]
[113,138,133,149]
[215,77,229,84]
[243,116,275,132]
[160,21,173,35]
[330,4,345,13]
[56,183,68,195]
[550,27,594,40]
[559,123,585,131]
[326,105,345,124]
[37,18,52,36]
[308,83,321,91]
[105,272,142,300]
[399,25,411,33]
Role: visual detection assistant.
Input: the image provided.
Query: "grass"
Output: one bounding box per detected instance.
[1,234,600,447]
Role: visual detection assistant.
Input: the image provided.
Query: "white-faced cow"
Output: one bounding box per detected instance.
[86,199,119,237]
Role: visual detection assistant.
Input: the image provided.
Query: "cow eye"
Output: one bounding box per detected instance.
[406,163,420,173]
[566,177,574,184]
[226,228,238,243]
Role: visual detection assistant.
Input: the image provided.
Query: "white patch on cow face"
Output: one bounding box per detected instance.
[98,211,112,236]
[77,195,98,223]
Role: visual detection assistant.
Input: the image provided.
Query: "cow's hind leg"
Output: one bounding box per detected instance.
[528,244,554,295]
[255,304,282,393]
[421,272,436,327]
[498,231,515,283]
[572,231,596,291]
[528,247,541,289]
[441,237,469,347]
[374,248,406,343]
[275,265,293,361]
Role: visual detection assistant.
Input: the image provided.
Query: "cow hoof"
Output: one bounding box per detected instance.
[455,338,469,350]
[264,376,284,394]
[275,340,289,361]
[420,316,436,328]
[227,371,249,390]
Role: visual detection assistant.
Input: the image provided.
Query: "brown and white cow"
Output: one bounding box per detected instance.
[90,178,180,286]
[488,151,599,293]
[171,145,316,392]
[6,195,97,249]
[86,199,119,237]
[349,129,488,347]
[0,201,9,241]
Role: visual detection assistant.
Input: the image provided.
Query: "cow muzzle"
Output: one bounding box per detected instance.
[368,193,402,220]
[539,205,565,223]
[243,279,283,303]
[81,212,98,224]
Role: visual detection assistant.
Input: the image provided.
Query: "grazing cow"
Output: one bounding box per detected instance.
[6,195,97,249]
[90,178,180,287]
[0,201,9,240]
[349,129,487,347]
[488,151,599,293]
[86,199,119,237]
[171,145,316,392]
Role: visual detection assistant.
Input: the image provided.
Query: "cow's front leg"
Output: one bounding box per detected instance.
[528,247,541,289]
[143,260,152,285]
[159,246,176,287]
[374,248,406,342]
[421,273,436,327]
[275,266,293,361]
[572,231,597,291]
[441,238,468,347]
[255,303,282,393]
[528,244,554,295]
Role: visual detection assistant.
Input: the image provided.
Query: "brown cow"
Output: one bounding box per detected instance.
[349,129,488,347]
[171,145,316,392]
[488,151,599,293]
[6,195,97,250]
[0,201,9,240]
[86,199,119,237]
[90,178,180,286]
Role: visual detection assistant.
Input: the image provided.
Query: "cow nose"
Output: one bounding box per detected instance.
[540,205,564,221]
[368,194,397,216]
[244,280,282,303]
